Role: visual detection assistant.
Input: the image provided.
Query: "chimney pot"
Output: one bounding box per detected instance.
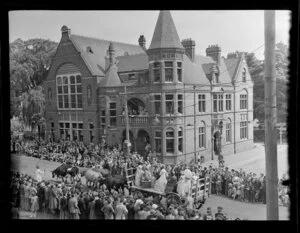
[181,38,196,62]
[138,35,146,50]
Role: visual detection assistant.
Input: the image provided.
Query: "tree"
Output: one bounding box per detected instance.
[10,38,58,119]
[244,42,289,124]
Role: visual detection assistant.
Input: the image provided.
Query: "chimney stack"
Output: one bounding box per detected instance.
[182,38,196,62]
[206,44,221,65]
[138,35,146,50]
[61,25,71,40]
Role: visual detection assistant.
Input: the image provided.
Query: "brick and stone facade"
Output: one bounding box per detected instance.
[44,11,254,164]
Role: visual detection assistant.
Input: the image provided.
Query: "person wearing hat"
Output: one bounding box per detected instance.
[203,207,214,220]
[115,197,128,220]
[215,206,225,220]
[135,165,144,187]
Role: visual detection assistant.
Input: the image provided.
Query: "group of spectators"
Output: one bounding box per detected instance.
[11,170,240,220]
[11,138,290,220]
[209,166,289,207]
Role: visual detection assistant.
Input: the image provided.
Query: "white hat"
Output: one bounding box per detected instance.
[136,199,144,205]
[152,204,158,209]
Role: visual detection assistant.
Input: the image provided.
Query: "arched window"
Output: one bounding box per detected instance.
[166,128,175,153]
[226,118,232,143]
[56,63,82,110]
[242,68,246,82]
[199,121,206,149]
[240,89,248,110]
[178,127,183,153]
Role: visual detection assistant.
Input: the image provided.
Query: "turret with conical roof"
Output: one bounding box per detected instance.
[147,11,185,84]
[148,11,184,50]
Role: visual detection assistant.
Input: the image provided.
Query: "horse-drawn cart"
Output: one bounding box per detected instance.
[125,167,181,206]
[125,167,211,208]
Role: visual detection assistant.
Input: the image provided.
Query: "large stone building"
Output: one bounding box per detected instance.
[44,11,254,164]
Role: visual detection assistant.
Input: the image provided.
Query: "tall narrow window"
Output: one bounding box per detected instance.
[177,62,182,82]
[165,61,173,82]
[225,94,232,111]
[218,94,224,112]
[153,62,161,82]
[213,94,218,112]
[155,131,162,153]
[240,114,248,139]
[154,95,161,115]
[57,74,82,109]
[166,128,174,153]
[240,93,248,109]
[199,122,206,149]
[226,119,231,143]
[78,123,83,141]
[89,122,94,143]
[242,68,246,82]
[177,94,183,114]
[165,94,174,114]
[178,127,183,153]
[109,102,117,126]
[198,94,206,113]
[50,122,55,140]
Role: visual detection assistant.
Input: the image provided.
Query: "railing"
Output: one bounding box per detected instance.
[120,115,149,125]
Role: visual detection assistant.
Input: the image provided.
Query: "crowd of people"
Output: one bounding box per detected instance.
[11,170,240,220]
[11,138,290,220]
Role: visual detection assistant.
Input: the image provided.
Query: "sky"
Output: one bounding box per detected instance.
[9,10,291,60]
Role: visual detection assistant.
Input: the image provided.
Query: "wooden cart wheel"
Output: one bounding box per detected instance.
[166,192,181,207]
[133,190,143,199]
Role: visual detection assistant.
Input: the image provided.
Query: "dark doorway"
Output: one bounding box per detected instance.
[127,98,146,115]
[136,129,150,159]
[213,130,222,156]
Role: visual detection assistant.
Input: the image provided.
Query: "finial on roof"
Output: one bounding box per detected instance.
[61,25,71,38]
[109,42,115,52]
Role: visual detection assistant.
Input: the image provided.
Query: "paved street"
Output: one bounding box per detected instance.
[203,143,288,179]
[11,143,290,220]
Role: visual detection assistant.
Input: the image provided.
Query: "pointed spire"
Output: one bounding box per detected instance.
[149,11,184,50]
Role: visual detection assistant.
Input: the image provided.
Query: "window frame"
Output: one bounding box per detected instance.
[109,102,117,127]
[165,61,173,82]
[56,73,82,110]
[165,94,175,115]
[155,130,162,154]
[240,93,248,110]
[199,123,206,149]
[198,94,206,113]
[225,94,232,111]
[166,128,175,153]
[153,62,161,83]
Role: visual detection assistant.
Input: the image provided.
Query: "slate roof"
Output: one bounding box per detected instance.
[70,34,145,76]
[99,65,122,87]
[224,57,240,80]
[149,11,184,50]
[116,53,149,73]
[182,54,209,85]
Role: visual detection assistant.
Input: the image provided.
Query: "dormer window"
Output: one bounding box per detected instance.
[86,46,93,54]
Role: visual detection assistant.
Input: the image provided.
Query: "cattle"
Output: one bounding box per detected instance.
[84,169,104,188]
[52,164,79,182]
[99,174,127,190]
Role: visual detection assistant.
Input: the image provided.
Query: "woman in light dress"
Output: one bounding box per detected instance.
[154,165,168,193]
[135,165,144,187]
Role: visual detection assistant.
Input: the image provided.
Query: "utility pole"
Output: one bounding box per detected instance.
[193,85,197,162]
[124,85,131,155]
[264,10,279,220]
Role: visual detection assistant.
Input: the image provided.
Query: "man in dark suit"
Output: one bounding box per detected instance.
[68,194,79,219]
[37,182,45,217]
[77,193,85,219]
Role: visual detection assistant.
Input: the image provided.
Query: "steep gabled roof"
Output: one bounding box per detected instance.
[149,11,184,50]
[116,53,149,73]
[183,54,209,85]
[70,34,145,76]
[99,65,122,87]
[224,57,240,81]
